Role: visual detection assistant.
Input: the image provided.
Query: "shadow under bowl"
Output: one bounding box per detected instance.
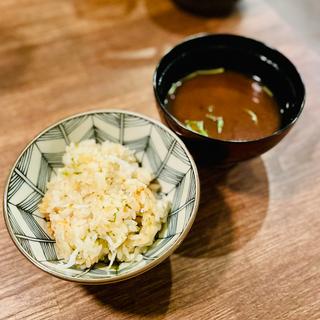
[153,33,305,165]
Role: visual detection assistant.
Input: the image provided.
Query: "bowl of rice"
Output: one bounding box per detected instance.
[3,110,200,284]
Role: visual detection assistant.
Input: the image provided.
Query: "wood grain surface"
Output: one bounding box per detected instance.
[1,0,320,319]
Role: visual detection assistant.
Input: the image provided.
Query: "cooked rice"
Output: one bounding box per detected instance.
[39,139,170,269]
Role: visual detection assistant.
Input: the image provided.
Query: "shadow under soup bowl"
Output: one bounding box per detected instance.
[3,110,199,284]
[153,33,305,165]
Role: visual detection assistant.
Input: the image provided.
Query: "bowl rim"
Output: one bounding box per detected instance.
[3,109,200,284]
[153,33,306,143]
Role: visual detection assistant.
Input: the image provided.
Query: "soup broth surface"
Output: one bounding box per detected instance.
[167,69,281,141]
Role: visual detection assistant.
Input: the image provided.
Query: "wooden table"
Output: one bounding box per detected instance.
[1,0,319,319]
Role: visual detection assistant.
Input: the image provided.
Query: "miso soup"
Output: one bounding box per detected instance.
[166,69,281,141]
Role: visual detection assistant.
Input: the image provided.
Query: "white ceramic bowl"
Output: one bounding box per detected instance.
[3,110,200,284]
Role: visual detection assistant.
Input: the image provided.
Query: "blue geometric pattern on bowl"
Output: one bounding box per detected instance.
[4,110,199,283]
